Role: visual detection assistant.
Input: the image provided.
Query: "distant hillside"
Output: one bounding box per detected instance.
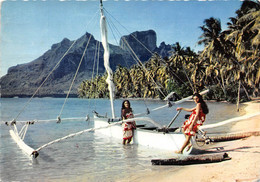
[0,30,172,98]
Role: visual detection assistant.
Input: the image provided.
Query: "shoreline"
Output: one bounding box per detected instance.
[121,100,260,182]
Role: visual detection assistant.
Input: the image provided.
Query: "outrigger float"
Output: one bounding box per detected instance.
[4,0,260,160]
[4,90,207,159]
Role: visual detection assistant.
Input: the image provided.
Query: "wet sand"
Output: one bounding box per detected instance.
[122,100,260,182]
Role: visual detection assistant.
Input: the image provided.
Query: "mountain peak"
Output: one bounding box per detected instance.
[0,30,171,97]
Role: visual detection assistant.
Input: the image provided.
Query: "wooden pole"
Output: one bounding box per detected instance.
[151,153,231,165]
[237,80,241,112]
[196,131,260,143]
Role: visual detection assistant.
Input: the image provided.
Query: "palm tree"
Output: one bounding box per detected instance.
[129,64,145,98]
[198,16,237,100]
[198,17,222,46]
[225,0,260,104]
[114,65,132,98]
[199,0,259,104]
[144,53,167,98]
[169,42,197,92]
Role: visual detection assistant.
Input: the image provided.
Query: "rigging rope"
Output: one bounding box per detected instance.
[182,64,195,93]
[11,9,101,124]
[87,40,101,111]
[103,8,168,110]
[103,6,195,119]
[91,41,99,93]
[104,8,154,55]
[13,40,77,122]
[94,42,101,109]
[105,12,152,112]
[103,7,189,93]
[120,37,166,98]
[114,27,166,98]
[58,35,93,119]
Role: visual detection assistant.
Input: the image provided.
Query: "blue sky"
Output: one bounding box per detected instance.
[0,0,242,77]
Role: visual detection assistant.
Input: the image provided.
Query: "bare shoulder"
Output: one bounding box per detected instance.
[196,103,202,109]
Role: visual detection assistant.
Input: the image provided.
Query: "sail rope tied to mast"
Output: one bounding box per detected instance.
[57,34,93,122]
[12,40,77,123]
[5,8,102,125]
[98,6,190,116]
[103,7,190,96]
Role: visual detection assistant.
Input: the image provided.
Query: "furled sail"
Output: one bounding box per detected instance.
[100,1,115,118]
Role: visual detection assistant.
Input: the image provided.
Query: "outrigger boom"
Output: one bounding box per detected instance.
[5,0,213,159]
[5,90,209,159]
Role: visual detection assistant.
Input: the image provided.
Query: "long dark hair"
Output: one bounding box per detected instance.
[193,93,209,114]
[121,100,132,111]
[121,100,133,119]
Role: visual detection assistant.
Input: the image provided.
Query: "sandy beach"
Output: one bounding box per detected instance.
[123,100,260,182]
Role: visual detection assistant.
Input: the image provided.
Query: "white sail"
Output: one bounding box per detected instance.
[100,2,115,118]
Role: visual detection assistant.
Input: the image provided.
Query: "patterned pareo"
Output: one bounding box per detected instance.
[182,109,206,136]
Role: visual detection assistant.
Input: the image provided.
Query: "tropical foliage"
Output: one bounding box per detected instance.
[200,0,260,102]
[78,0,259,103]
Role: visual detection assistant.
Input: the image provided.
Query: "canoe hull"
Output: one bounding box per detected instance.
[94,116,189,152]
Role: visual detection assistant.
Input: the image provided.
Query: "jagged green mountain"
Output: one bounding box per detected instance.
[0,30,171,97]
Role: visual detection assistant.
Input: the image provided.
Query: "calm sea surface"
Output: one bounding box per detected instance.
[0,98,244,182]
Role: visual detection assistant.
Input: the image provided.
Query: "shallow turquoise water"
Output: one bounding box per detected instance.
[0,98,243,181]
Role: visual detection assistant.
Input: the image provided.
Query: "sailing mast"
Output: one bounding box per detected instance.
[100,0,116,118]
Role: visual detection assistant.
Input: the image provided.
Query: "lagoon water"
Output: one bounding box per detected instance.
[0,98,243,181]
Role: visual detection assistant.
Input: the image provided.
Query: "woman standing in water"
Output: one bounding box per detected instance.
[175,93,209,154]
[121,100,136,145]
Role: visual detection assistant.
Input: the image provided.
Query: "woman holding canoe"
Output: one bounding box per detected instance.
[175,93,209,154]
[121,100,136,145]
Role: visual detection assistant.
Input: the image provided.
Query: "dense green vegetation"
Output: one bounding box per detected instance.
[78,0,259,103]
